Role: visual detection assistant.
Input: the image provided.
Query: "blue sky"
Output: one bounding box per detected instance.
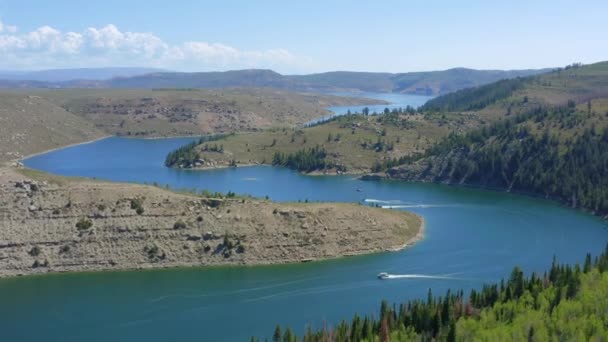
[0,0,606,73]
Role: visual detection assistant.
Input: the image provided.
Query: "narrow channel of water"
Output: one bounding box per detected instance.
[5,135,606,341]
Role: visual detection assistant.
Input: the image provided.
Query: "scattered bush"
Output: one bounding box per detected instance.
[144,244,165,260]
[59,245,71,254]
[223,233,234,250]
[75,217,93,230]
[29,246,41,256]
[173,220,187,230]
[97,204,106,211]
[31,259,49,268]
[130,198,144,215]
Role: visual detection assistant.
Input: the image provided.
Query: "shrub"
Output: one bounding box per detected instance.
[97,204,106,211]
[75,217,93,230]
[144,244,165,260]
[32,259,48,268]
[59,245,71,254]
[130,198,144,215]
[236,245,245,254]
[173,220,187,230]
[29,246,41,256]
[130,198,141,209]
[223,233,234,249]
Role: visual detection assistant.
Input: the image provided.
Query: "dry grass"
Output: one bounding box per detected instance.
[188,112,479,173]
[0,93,104,162]
[21,88,386,137]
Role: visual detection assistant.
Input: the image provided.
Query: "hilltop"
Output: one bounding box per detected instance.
[96,68,550,95]
[0,67,166,82]
[0,92,105,163]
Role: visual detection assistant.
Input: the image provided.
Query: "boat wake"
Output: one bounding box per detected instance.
[381,273,457,280]
[381,204,449,209]
[364,199,404,204]
[364,199,462,209]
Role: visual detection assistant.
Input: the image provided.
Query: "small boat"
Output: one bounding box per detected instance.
[377,272,390,279]
[356,188,362,192]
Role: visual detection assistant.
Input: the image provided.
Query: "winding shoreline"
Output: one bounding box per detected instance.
[15,135,112,163]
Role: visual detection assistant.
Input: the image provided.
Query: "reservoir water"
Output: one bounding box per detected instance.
[307,92,433,125]
[2,136,605,341]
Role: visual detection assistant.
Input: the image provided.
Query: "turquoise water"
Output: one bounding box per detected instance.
[2,136,605,341]
[308,92,433,124]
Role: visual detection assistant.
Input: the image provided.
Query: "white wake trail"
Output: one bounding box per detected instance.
[383,274,457,280]
[364,199,404,204]
[381,204,464,209]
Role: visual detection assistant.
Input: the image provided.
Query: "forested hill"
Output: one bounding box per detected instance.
[421,61,608,112]
[377,62,608,217]
[0,67,547,95]
[264,246,608,341]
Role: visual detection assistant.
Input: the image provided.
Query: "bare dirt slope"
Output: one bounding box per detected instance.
[0,166,423,278]
[0,93,105,162]
[32,88,386,136]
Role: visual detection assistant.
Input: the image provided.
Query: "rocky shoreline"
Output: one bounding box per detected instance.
[0,165,423,278]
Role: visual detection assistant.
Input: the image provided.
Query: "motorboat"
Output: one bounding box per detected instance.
[377,272,390,279]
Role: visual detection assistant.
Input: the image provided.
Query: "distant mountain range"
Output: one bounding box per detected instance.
[0,67,166,82]
[0,67,550,95]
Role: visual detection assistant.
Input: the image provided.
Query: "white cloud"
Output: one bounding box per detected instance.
[0,19,17,33]
[0,19,310,71]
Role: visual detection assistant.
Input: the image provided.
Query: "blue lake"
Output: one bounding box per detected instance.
[1,136,605,341]
[307,92,433,125]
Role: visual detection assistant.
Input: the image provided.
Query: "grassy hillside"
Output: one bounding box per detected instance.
[164,110,479,173]
[262,246,608,341]
[0,93,104,162]
[28,88,385,137]
[378,62,608,217]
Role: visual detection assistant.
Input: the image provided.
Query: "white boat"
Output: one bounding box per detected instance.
[377,272,390,279]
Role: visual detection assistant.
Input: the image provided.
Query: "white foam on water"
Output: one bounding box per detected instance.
[364,199,404,204]
[381,204,464,209]
[383,273,457,280]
